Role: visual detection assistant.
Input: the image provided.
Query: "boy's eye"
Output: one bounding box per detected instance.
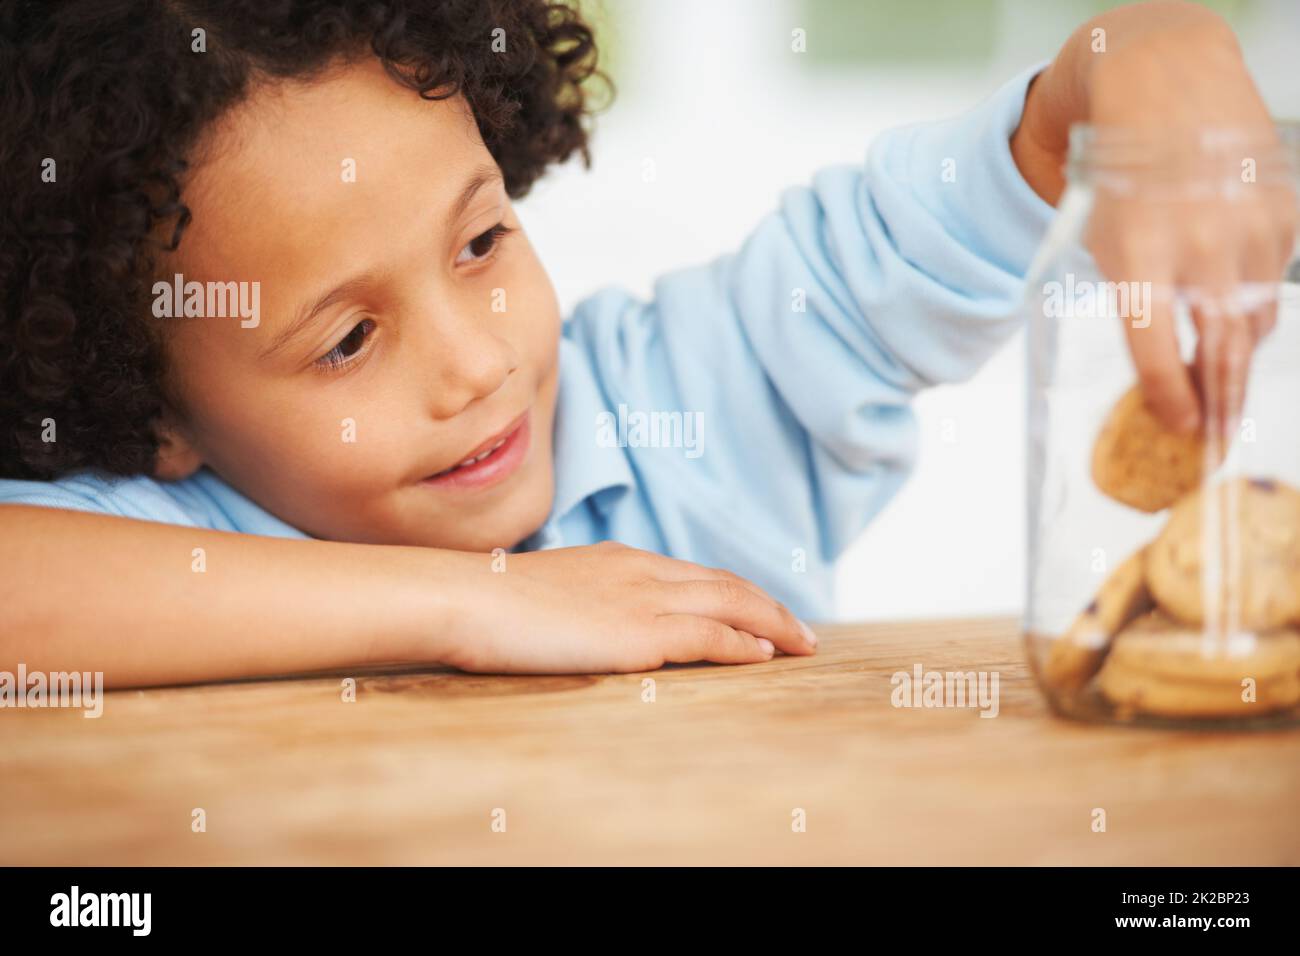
[315,317,375,371]
[455,223,514,265]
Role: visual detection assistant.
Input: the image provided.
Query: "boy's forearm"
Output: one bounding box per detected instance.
[0,505,458,688]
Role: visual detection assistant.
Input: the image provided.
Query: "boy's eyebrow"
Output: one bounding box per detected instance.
[264,163,505,358]
[446,163,505,232]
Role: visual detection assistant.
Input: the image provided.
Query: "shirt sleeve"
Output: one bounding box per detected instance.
[561,63,1057,589]
[0,468,312,538]
[0,472,202,527]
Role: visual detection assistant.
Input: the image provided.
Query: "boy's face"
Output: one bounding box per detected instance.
[157,58,561,551]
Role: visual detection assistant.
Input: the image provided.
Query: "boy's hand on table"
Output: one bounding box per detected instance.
[1012,0,1296,439]
[431,542,818,674]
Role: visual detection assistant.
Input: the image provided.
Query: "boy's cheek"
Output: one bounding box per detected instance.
[205,399,406,498]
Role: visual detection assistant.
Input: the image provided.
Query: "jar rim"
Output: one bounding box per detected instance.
[1066,122,1300,152]
[1069,119,1300,147]
[1066,121,1300,189]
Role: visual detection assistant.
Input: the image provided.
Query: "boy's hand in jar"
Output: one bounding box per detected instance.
[1012,1,1297,439]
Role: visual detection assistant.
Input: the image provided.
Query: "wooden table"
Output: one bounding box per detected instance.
[2,617,1297,865]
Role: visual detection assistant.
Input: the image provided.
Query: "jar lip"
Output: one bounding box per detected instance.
[1066,121,1300,189]
[1068,121,1300,156]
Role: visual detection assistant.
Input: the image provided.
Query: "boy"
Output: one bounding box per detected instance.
[0,1,1290,685]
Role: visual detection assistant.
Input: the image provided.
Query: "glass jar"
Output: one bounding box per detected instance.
[1023,123,1300,728]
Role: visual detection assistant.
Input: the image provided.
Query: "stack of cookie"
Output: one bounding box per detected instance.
[1040,384,1300,719]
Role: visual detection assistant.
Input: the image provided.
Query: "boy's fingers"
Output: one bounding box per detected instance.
[1236,225,1285,413]
[1193,304,1254,444]
[654,579,814,655]
[639,554,815,645]
[604,543,777,604]
[1251,304,1277,342]
[656,616,775,665]
[641,552,768,592]
[1122,281,1200,434]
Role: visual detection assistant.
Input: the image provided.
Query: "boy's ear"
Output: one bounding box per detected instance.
[152,410,204,480]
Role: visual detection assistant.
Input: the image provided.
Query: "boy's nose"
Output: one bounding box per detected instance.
[423,317,518,420]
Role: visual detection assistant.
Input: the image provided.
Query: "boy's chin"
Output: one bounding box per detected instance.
[424,485,555,553]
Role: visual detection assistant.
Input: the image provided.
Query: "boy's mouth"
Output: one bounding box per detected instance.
[421,410,531,491]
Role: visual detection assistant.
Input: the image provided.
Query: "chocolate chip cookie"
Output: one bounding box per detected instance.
[1041,546,1153,693]
[1091,382,1220,512]
[1146,477,1300,631]
[1097,610,1300,717]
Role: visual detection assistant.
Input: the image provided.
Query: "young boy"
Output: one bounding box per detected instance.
[0,1,1290,686]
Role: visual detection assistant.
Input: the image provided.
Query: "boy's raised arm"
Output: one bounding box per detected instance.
[559,63,1055,611]
[559,3,1285,615]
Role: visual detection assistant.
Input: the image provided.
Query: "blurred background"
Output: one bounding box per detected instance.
[517,0,1300,621]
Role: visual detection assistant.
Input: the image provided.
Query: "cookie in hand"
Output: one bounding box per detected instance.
[1091,382,1220,512]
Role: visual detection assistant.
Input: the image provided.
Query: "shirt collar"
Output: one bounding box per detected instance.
[529,334,635,543]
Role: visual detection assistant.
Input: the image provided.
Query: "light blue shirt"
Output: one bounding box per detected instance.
[0,64,1055,620]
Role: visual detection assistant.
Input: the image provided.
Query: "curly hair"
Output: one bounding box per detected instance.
[0,0,606,479]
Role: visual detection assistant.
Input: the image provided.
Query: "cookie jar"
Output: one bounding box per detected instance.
[1023,123,1300,728]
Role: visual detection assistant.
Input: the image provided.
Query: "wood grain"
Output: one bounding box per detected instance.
[1,616,1297,865]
